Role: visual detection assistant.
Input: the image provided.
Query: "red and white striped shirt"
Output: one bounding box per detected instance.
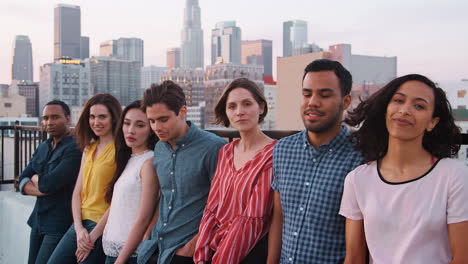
[194,139,277,263]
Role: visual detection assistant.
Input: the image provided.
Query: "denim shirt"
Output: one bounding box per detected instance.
[137,122,226,264]
[18,135,82,234]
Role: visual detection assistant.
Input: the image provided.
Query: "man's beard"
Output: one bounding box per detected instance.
[303,104,343,134]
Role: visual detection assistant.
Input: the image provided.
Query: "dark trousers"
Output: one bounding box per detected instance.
[146,234,269,264]
[28,228,63,264]
[47,219,106,264]
[145,250,195,264]
[241,234,268,264]
[105,255,138,264]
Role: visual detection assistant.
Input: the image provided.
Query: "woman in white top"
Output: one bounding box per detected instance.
[103,100,159,264]
[340,74,468,263]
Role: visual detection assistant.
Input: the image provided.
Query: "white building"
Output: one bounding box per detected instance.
[262,81,276,130]
[187,102,205,129]
[39,58,91,110]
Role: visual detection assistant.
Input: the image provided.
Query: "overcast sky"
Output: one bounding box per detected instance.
[1,0,467,87]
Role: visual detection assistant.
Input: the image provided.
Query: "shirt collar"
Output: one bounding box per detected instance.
[174,121,198,147]
[46,134,73,148]
[302,125,350,151]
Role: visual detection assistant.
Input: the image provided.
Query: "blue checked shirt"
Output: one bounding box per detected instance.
[272,126,363,264]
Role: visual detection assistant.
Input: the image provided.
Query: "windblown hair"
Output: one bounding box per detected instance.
[141,80,186,115]
[345,74,461,162]
[105,100,157,203]
[214,77,268,127]
[75,93,122,151]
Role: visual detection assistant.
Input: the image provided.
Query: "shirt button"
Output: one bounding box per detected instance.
[163,223,167,226]
[299,207,304,211]
[171,189,175,192]
[168,206,172,210]
[313,158,316,162]
[289,257,293,261]
[305,182,310,186]
[170,171,174,175]
[159,237,163,240]
[172,154,176,158]
[293,232,298,236]
[182,144,185,147]
[329,148,333,152]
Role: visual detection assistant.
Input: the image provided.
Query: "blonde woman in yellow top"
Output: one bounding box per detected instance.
[49,94,122,264]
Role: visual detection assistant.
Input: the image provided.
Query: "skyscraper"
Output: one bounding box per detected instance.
[89,57,141,106]
[11,35,33,81]
[99,40,115,56]
[114,38,144,67]
[100,38,144,67]
[141,66,167,89]
[283,20,308,57]
[80,36,89,59]
[167,48,181,69]
[54,4,81,60]
[39,58,90,110]
[211,21,241,64]
[241,39,272,77]
[181,0,204,69]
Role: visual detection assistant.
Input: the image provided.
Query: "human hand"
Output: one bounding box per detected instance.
[31,174,39,186]
[76,227,94,251]
[175,240,196,257]
[75,248,91,263]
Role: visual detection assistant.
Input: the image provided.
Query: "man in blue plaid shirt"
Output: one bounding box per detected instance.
[269,59,363,263]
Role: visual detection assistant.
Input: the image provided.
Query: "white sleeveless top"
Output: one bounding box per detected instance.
[103,150,153,257]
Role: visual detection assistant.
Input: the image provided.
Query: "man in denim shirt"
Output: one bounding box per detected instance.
[18,100,82,264]
[138,81,226,264]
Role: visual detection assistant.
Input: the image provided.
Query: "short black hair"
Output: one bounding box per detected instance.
[142,80,186,115]
[302,59,353,96]
[45,100,71,117]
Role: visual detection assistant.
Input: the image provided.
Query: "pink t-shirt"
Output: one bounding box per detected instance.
[339,158,468,264]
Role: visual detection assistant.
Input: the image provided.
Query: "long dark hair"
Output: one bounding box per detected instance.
[345,74,461,162]
[75,93,122,151]
[105,100,158,203]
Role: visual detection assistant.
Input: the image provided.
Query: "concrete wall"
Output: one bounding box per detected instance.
[0,191,34,264]
[276,52,328,130]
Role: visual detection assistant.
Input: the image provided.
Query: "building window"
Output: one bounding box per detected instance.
[4,103,12,108]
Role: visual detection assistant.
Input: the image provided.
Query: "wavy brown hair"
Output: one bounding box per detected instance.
[105,100,158,203]
[345,74,461,162]
[75,93,122,150]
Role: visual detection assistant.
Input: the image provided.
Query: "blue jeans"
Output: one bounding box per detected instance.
[28,228,63,264]
[105,256,138,264]
[47,220,106,264]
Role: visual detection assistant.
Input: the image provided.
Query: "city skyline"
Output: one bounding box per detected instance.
[0,0,467,85]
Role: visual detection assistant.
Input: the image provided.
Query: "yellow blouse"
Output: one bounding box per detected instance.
[81,141,116,222]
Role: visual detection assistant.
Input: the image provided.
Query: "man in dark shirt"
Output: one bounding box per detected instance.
[18,100,82,264]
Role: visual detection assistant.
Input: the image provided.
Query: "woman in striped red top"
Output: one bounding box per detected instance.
[194,78,278,264]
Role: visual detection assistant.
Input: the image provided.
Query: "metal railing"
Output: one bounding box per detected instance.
[0,125,47,187]
[1,125,467,190]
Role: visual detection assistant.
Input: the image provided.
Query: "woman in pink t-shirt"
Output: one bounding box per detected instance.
[340,74,468,263]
